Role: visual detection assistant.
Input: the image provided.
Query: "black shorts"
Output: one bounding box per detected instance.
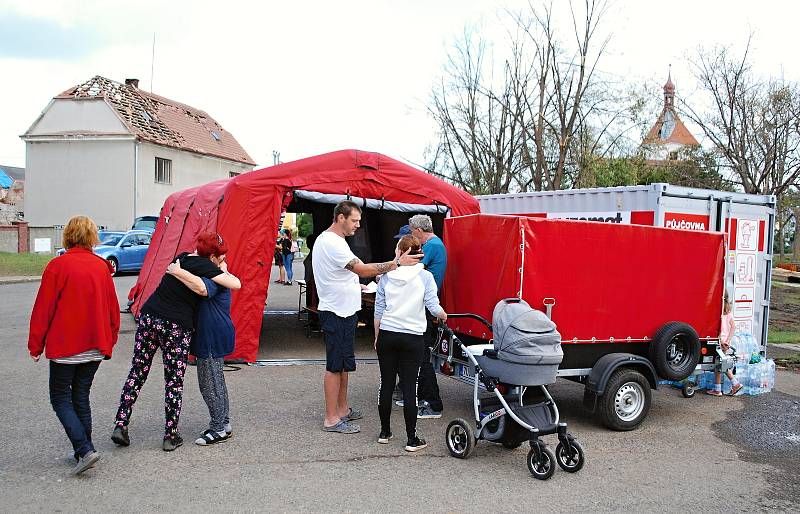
[273,250,283,266]
[319,311,357,372]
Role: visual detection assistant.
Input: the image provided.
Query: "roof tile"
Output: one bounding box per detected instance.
[56,76,255,165]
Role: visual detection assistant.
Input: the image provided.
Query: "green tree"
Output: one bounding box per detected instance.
[296,213,313,239]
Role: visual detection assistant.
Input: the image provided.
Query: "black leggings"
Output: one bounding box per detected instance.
[377,329,424,441]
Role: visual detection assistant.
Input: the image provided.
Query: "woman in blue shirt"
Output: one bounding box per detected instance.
[167,252,239,445]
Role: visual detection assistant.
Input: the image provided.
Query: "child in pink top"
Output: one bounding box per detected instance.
[708,291,743,396]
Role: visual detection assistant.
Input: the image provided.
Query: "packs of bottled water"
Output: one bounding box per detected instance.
[731,332,761,365]
[693,358,775,396]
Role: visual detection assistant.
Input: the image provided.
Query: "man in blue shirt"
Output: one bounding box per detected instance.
[408,215,447,418]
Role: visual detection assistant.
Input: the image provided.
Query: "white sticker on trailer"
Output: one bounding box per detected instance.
[733,287,755,318]
[734,253,756,286]
[546,211,631,223]
[737,219,759,252]
[734,319,753,335]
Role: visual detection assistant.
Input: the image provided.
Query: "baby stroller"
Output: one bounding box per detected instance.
[440,298,585,479]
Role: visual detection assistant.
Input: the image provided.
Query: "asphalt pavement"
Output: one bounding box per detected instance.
[1,264,798,513]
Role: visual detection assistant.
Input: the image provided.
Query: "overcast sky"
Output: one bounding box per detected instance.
[1,0,798,169]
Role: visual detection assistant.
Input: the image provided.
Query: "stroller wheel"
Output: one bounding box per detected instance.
[527,445,556,480]
[555,439,585,473]
[445,419,476,459]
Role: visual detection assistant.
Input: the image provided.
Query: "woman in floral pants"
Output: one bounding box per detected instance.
[112,233,240,451]
[115,313,192,441]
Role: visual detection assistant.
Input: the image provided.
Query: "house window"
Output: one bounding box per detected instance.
[155,157,172,184]
[668,151,679,161]
[229,171,240,178]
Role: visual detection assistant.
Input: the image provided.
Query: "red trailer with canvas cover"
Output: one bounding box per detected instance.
[437,213,726,430]
[477,184,776,351]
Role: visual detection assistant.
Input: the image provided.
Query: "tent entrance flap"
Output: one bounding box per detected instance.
[294,190,449,214]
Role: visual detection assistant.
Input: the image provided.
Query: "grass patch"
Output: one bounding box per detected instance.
[775,354,800,370]
[0,252,53,276]
[768,330,800,345]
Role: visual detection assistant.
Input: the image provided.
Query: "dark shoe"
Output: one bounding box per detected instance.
[392,386,403,402]
[405,437,427,452]
[417,404,442,419]
[194,429,230,446]
[111,425,130,447]
[162,435,184,452]
[73,451,100,475]
[377,431,393,444]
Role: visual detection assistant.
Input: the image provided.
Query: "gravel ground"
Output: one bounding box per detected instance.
[713,390,800,506]
[2,265,799,512]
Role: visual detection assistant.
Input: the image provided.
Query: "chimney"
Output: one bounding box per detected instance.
[125,78,140,88]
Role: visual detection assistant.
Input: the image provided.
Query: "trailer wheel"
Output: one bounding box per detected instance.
[649,322,700,381]
[446,419,476,459]
[598,368,652,431]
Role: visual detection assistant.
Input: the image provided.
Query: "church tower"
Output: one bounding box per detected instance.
[642,70,699,161]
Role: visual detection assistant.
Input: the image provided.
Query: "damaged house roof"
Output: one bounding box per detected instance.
[55,76,255,165]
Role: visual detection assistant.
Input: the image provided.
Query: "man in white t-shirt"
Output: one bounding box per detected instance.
[313,200,422,434]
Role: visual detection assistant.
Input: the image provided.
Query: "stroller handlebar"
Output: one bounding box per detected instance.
[442,313,492,332]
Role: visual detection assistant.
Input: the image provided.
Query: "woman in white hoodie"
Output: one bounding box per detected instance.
[374,235,447,452]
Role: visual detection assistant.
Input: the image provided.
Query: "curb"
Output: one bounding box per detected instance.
[0,276,42,285]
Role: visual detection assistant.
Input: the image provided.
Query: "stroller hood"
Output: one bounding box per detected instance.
[491,298,563,365]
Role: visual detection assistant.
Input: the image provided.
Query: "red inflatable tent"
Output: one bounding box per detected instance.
[130,149,480,362]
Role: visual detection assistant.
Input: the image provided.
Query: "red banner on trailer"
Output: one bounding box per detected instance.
[443,214,725,347]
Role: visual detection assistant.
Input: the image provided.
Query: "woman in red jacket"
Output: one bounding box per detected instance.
[28,215,120,475]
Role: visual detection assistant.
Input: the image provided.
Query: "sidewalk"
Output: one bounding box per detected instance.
[0,275,41,285]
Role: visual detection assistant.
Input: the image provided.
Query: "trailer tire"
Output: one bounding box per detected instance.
[598,368,652,431]
[649,322,700,381]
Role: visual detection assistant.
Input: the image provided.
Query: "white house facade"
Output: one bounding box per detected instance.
[21,76,255,249]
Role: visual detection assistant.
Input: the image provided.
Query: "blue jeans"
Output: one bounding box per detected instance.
[49,360,101,458]
[283,252,294,282]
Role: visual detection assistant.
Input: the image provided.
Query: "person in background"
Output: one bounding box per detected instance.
[313,200,422,434]
[282,227,296,286]
[407,214,447,419]
[374,234,447,452]
[28,215,120,475]
[166,253,239,445]
[112,232,240,451]
[708,291,743,396]
[274,230,286,285]
[303,234,320,331]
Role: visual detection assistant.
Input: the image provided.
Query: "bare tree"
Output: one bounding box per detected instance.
[683,39,800,197]
[426,29,528,195]
[426,0,619,194]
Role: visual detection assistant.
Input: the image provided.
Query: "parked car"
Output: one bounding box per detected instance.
[93,230,152,275]
[55,229,118,256]
[132,215,158,233]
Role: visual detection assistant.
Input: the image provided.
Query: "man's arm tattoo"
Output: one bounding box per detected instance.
[374,261,393,274]
[345,258,361,271]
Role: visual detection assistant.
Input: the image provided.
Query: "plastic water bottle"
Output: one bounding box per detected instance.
[767,360,776,390]
[740,364,752,395]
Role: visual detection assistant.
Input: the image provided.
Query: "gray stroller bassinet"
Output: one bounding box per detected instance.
[441,298,584,479]
[472,298,563,385]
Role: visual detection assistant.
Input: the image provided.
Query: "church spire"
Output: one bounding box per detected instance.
[664,65,675,108]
